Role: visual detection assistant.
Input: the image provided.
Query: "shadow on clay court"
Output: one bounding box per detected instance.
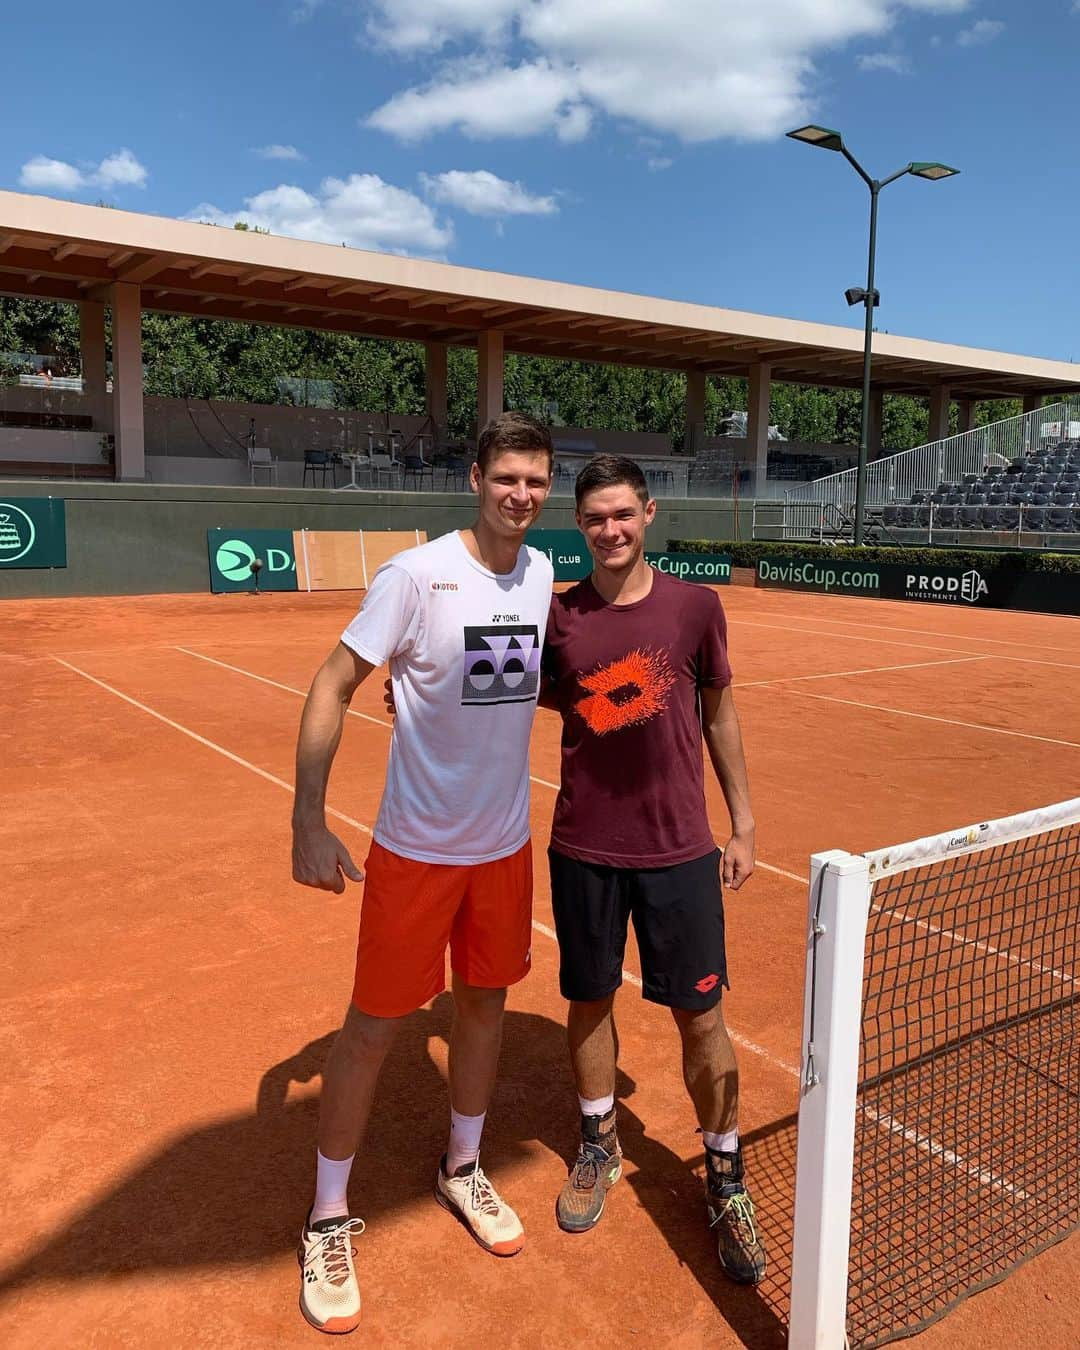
[0,993,792,1348]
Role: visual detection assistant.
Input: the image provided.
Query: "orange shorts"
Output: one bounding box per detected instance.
[351,839,533,1018]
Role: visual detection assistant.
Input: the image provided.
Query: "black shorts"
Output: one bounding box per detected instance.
[548,846,729,1011]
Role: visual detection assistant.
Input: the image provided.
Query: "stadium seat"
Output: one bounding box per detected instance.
[1059,470,1078,485]
[980,505,1004,529]
[959,506,982,529]
[913,505,931,527]
[1054,492,1076,506]
[1072,507,1080,531]
[1046,507,1071,531]
[911,489,932,504]
[933,505,956,528]
[987,491,1007,506]
[962,473,979,486]
[897,505,916,527]
[965,491,987,504]
[984,464,1004,477]
[996,506,1020,530]
[881,504,899,526]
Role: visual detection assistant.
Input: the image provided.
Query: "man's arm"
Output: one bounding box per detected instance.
[700,684,755,891]
[292,641,375,893]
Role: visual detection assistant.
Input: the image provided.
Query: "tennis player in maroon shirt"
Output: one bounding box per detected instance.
[541,454,765,1284]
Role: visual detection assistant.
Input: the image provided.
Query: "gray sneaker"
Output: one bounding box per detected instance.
[705,1145,767,1285]
[556,1108,623,1233]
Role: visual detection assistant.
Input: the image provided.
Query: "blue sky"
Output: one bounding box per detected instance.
[4,0,1079,365]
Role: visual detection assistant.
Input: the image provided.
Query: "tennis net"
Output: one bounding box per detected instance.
[788,797,1080,1349]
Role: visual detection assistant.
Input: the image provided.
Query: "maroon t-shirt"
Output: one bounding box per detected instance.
[543,569,733,868]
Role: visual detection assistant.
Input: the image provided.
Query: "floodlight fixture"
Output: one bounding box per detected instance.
[786,124,844,152]
[786,125,960,544]
[909,161,960,181]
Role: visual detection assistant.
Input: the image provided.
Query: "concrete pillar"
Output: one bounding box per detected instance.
[747,362,771,496]
[685,370,706,455]
[1022,393,1042,414]
[425,341,448,431]
[476,330,504,433]
[868,387,884,458]
[928,384,951,443]
[111,282,145,480]
[956,399,975,433]
[78,300,109,432]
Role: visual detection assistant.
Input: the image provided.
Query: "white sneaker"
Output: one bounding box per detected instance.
[434,1157,525,1256]
[298,1213,365,1334]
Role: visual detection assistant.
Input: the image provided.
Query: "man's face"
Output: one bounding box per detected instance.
[470,449,552,540]
[576,484,656,573]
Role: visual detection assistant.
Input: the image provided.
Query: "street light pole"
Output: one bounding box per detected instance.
[786,126,959,545]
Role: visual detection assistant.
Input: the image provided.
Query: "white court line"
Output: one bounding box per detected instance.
[51,657,371,836]
[737,655,988,688]
[859,1103,1032,1203]
[177,646,565,791]
[729,617,1080,670]
[179,648,804,879]
[750,606,1080,657]
[873,903,1079,990]
[761,685,1080,751]
[61,651,1032,1201]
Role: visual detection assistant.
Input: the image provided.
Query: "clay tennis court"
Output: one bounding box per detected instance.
[2,582,1078,1349]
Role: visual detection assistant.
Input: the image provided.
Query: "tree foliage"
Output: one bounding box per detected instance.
[0,296,1023,449]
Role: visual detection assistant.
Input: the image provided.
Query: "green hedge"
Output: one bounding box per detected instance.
[667,539,1080,575]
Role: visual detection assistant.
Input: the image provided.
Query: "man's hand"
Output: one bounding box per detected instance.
[382,676,396,717]
[292,822,364,893]
[721,828,755,891]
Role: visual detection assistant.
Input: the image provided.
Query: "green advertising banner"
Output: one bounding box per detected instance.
[755,554,1078,616]
[207,529,298,593]
[0,497,66,569]
[525,530,591,581]
[645,551,732,584]
[528,533,732,585]
[755,555,882,597]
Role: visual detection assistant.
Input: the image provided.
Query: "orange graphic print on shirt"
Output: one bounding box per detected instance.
[574,647,676,736]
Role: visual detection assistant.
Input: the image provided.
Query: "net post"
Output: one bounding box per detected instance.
[789,850,872,1350]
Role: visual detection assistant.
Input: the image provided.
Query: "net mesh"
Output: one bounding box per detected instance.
[848,818,1080,1348]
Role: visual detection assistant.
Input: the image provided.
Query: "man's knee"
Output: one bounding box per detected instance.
[672,1002,723,1041]
[453,981,507,1027]
[336,1004,401,1064]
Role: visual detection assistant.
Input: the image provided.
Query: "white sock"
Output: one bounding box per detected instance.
[446,1109,486,1173]
[702,1128,739,1154]
[579,1092,615,1118]
[311,1149,355,1224]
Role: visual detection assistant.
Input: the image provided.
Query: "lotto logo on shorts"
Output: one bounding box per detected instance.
[461,625,541,706]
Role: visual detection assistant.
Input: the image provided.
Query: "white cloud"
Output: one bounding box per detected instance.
[363,0,972,144]
[647,156,673,171]
[19,148,147,194]
[956,18,1004,43]
[255,144,305,160]
[96,148,148,188]
[420,169,557,215]
[856,51,908,71]
[187,173,453,255]
[291,0,324,21]
[366,0,522,51]
[19,156,85,192]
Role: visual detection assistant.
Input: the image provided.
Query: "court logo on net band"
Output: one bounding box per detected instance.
[461,625,541,705]
[903,568,989,605]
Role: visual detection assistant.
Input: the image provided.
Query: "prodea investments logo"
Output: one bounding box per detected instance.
[0,503,35,563]
[903,568,989,605]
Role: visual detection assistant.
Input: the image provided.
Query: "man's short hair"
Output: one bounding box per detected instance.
[575,454,650,508]
[476,411,554,473]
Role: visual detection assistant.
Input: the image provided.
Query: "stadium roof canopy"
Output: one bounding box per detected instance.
[1,188,1077,402]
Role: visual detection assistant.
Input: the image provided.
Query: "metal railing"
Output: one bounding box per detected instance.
[782,399,1080,536]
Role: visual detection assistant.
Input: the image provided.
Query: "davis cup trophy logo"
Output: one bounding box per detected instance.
[215,537,258,582]
[0,503,35,564]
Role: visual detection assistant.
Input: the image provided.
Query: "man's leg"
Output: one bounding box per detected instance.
[315,1004,402,1204]
[671,1001,764,1284]
[549,848,629,1234]
[298,1006,400,1335]
[671,1002,738,1143]
[435,974,525,1256]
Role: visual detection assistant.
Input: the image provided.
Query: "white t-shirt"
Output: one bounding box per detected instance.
[340,530,554,864]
